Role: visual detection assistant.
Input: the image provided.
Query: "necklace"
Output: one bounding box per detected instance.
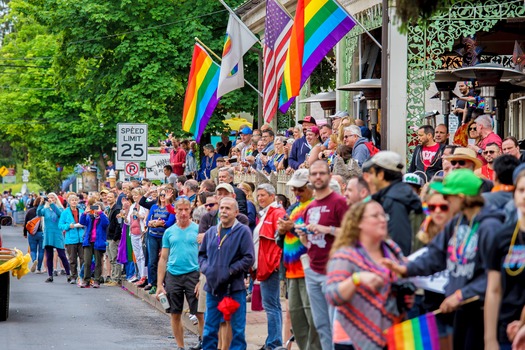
[505,220,525,277]
[453,214,479,265]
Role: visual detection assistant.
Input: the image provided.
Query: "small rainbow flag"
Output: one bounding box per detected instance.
[182,43,221,142]
[386,313,440,350]
[278,0,356,113]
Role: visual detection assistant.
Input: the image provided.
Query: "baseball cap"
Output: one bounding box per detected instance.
[286,169,309,188]
[332,111,349,119]
[430,169,482,196]
[299,116,317,125]
[403,173,424,187]
[363,151,404,172]
[240,127,253,135]
[216,183,235,194]
[305,126,320,135]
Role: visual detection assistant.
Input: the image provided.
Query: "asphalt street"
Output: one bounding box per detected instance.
[0,223,198,350]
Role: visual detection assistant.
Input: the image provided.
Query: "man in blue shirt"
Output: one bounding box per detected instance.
[156,198,203,350]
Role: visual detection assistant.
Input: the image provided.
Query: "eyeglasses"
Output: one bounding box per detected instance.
[483,150,496,155]
[469,127,477,131]
[343,134,357,139]
[428,203,449,212]
[205,203,217,208]
[450,160,467,166]
[291,186,306,192]
[363,213,390,221]
[159,194,166,197]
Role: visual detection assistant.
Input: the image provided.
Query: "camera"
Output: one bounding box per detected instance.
[390,280,417,313]
[43,196,48,202]
[90,205,98,210]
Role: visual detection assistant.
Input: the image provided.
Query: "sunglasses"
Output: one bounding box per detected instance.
[159,194,166,197]
[205,203,217,208]
[343,134,356,139]
[469,127,477,131]
[450,160,467,166]
[428,203,449,212]
[291,187,306,192]
[483,150,496,155]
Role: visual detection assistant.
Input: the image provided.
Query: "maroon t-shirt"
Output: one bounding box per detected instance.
[303,191,349,275]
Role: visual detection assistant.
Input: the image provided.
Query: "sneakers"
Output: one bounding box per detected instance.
[127,276,139,283]
[36,269,44,274]
[189,314,198,325]
[189,338,202,350]
[66,275,72,283]
[136,278,148,288]
[148,286,157,295]
[53,270,58,277]
[105,276,111,283]
[105,281,118,287]
[60,269,66,275]
[69,277,77,285]
[79,280,90,288]
[92,281,100,288]
[45,276,53,283]
[30,261,37,273]
[144,284,153,291]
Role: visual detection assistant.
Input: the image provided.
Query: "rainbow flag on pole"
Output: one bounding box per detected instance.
[386,313,440,350]
[182,43,221,142]
[278,0,356,113]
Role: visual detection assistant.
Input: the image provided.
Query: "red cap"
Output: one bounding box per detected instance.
[299,116,317,125]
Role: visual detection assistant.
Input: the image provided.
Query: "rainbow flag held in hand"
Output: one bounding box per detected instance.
[182,43,221,142]
[278,0,356,113]
[386,313,440,350]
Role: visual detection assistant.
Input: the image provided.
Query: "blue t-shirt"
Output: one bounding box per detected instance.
[162,221,199,276]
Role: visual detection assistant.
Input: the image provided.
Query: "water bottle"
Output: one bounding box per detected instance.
[158,292,170,309]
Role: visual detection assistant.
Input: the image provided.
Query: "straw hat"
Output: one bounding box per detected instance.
[443,147,483,170]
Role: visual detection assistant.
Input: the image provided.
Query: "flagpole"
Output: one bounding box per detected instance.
[195,37,263,97]
[335,0,383,50]
[432,295,480,316]
[275,0,336,71]
[217,0,262,46]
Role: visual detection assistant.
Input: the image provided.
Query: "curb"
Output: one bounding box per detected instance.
[121,280,199,335]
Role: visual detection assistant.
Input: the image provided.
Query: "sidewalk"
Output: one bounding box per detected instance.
[122,280,290,350]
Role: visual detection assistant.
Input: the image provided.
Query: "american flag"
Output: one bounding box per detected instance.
[263,0,293,123]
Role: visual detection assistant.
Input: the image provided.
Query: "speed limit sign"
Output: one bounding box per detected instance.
[125,162,140,177]
[117,123,148,161]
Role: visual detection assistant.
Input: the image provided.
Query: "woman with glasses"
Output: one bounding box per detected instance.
[144,188,176,295]
[325,200,408,350]
[383,169,505,350]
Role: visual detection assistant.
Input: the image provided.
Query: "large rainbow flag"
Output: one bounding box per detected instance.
[182,43,221,142]
[386,313,440,350]
[278,0,356,113]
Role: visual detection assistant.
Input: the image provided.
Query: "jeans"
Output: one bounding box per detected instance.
[107,239,122,282]
[28,231,44,270]
[147,235,162,286]
[304,267,333,350]
[260,271,282,349]
[83,243,104,282]
[203,290,247,350]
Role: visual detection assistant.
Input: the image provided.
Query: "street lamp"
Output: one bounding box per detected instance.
[453,63,525,114]
[299,91,336,118]
[338,78,381,143]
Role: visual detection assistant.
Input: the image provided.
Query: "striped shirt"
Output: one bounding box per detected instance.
[326,240,404,350]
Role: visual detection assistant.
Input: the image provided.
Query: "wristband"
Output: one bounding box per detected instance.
[454,289,463,302]
[352,272,361,287]
[330,226,335,235]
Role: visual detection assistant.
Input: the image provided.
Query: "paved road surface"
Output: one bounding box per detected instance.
[0,224,198,350]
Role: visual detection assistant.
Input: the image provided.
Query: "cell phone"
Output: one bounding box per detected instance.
[90,205,98,210]
[262,152,268,156]
[282,215,289,221]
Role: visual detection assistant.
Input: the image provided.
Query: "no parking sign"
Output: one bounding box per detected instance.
[125,162,140,177]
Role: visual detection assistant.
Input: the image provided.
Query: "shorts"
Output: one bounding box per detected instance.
[197,273,207,313]
[165,270,200,314]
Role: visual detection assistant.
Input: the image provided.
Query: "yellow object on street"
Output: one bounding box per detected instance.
[0,248,31,279]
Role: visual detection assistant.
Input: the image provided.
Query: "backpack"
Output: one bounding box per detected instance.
[365,141,380,157]
[25,216,41,235]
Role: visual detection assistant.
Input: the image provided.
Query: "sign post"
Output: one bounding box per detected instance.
[117,123,148,162]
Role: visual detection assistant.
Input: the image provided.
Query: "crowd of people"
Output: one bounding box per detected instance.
[17,103,525,350]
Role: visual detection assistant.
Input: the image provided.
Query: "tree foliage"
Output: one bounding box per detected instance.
[0,0,258,168]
